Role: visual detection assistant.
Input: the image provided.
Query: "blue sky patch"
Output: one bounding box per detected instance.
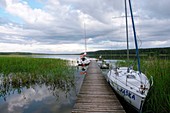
[21,0,45,9]
[0,8,24,24]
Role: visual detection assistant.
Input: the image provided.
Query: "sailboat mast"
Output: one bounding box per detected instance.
[128,0,141,73]
[84,21,87,53]
[124,0,129,62]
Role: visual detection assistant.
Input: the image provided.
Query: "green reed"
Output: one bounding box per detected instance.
[116,57,170,113]
[142,57,170,113]
[0,57,73,76]
[0,56,75,100]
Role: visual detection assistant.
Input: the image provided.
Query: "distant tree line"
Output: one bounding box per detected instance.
[86,47,170,59]
[0,52,79,55]
[0,52,33,55]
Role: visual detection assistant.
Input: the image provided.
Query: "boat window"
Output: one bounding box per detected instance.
[127,74,135,79]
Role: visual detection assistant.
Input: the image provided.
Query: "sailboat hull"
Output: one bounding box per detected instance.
[77,57,90,66]
[78,62,90,66]
[107,68,150,111]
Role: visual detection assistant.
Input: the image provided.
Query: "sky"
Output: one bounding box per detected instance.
[0,0,170,54]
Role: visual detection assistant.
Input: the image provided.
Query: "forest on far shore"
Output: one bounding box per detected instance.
[85,47,170,59]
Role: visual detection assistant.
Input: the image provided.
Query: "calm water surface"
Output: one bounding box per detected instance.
[32,55,80,61]
[0,55,126,113]
[0,55,85,113]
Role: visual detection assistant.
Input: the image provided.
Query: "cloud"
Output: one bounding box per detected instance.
[7,86,52,113]
[0,0,6,8]
[0,0,169,53]
[139,0,170,19]
[5,0,54,25]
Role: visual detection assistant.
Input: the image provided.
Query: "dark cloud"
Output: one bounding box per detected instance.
[58,0,124,24]
[140,0,170,19]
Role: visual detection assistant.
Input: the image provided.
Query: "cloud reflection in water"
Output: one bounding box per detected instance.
[0,71,77,113]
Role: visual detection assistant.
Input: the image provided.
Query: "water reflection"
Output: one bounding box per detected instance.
[78,66,88,75]
[0,84,77,113]
[0,68,79,113]
[0,57,117,113]
[0,73,75,101]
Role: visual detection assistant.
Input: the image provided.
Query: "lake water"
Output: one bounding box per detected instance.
[0,55,124,113]
[0,55,85,113]
[32,55,80,60]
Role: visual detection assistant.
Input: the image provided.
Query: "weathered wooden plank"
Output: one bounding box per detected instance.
[72,110,125,113]
[72,61,125,113]
[77,94,117,98]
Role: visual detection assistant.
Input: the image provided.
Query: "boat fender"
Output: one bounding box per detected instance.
[140,85,148,94]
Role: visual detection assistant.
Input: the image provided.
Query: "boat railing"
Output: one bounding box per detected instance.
[111,69,149,94]
[150,76,154,87]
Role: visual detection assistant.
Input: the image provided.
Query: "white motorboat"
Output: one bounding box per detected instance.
[97,55,109,69]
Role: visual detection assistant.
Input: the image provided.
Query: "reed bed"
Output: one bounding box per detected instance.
[0,57,75,100]
[116,57,170,113]
[142,57,170,113]
[0,57,74,76]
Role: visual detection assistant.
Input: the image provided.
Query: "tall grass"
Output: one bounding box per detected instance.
[116,57,170,113]
[0,57,75,100]
[142,57,170,113]
[0,57,74,77]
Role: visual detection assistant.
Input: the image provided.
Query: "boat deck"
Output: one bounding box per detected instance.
[72,60,125,113]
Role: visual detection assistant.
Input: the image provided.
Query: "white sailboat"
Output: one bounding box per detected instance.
[106,0,153,111]
[77,52,90,66]
[77,19,90,66]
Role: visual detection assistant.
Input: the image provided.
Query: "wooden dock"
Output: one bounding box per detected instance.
[72,61,125,113]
